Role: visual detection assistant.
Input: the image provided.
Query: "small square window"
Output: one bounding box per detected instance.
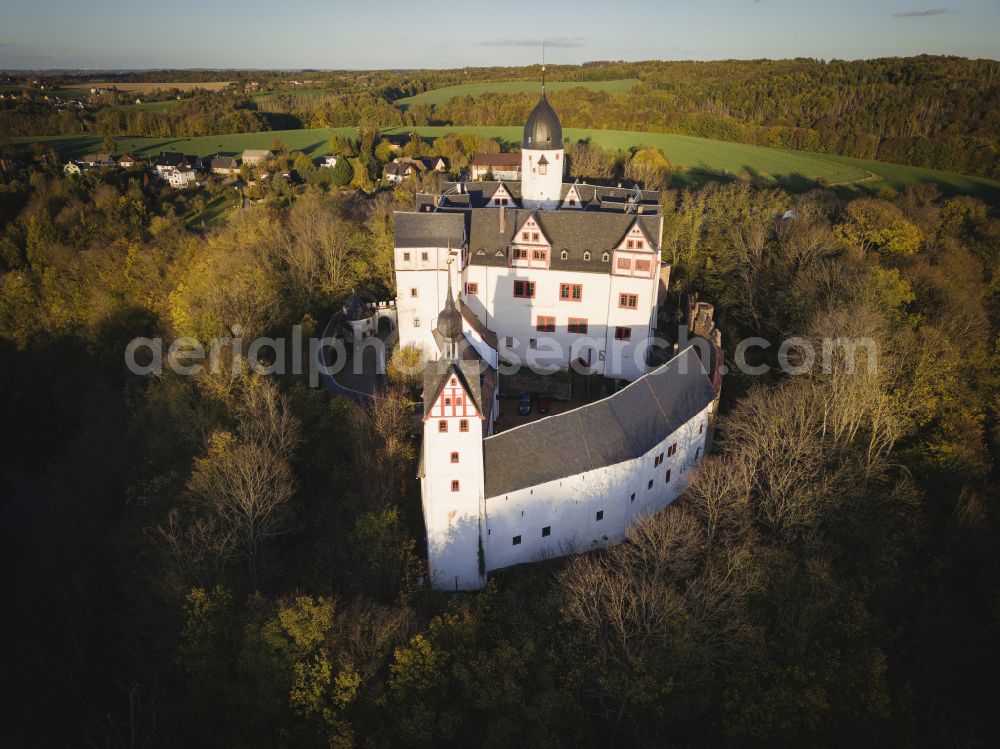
[414,317,421,328]
[513,535,522,546]
[615,326,632,341]
[596,510,604,521]
[444,397,451,406]
[466,282,478,295]
[459,419,469,432]
[421,252,428,261]
[542,526,551,537]
[410,288,418,297]
[451,480,460,492]
[450,452,459,463]
[522,231,530,241]
[532,232,539,242]
[403,251,411,261]
[529,338,538,349]
[438,420,448,432]
[626,239,635,249]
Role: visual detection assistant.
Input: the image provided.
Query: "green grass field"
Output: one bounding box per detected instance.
[395,79,638,109]
[15,125,1000,205]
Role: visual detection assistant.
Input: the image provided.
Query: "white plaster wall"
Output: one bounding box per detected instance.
[483,402,713,573]
[423,408,486,590]
[394,245,461,357]
[521,148,564,210]
[460,264,658,375]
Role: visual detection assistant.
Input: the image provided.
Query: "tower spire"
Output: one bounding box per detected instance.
[541,39,546,93]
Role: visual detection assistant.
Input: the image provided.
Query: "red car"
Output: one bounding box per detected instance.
[536,397,551,414]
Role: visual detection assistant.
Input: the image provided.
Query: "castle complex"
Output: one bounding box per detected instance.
[393,86,721,590]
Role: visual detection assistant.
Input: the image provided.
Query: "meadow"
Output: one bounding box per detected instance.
[16,125,1000,205]
[79,81,232,94]
[395,79,638,108]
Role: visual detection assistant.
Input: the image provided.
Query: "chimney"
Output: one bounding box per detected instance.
[499,204,505,233]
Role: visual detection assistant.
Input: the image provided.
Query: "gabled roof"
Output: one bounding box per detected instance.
[211,156,239,169]
[483,347,716,498]
[466,207,661,273]
[422,358,485,418]
[469,152,521,168]
[394,210,466,248]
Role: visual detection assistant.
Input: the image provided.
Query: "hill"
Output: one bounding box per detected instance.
[16,125,1000,205]
[395,79,638,109]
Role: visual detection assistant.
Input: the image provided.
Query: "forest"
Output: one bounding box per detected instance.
[1,120,999,746]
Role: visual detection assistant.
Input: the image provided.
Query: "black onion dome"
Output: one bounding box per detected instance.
[522,93,563,150]
[437,285,462,340]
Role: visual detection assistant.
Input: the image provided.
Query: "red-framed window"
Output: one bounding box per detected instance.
[536,316,555,332]
[635,259,651,272]
[654,453,664,467]
[521,231,530,241]
[532,232,540,242]
[459,419,469,432]
[465,282,478,295]
[444,397,451,406]
[635,240,644,249]
[456,396,463,405]
[568,318,588,334]
[532,249,546,260]
[626,239,635,249]
[438,420,448,432]
[512,248,528,260]
[617,257,631,270]
[514,280,535,298]
[450,452,459,463]
[615,326,631,341]
[451,480,460,492]
[619,293,639,309]
[667,442,677,457]
[559,283,583,302]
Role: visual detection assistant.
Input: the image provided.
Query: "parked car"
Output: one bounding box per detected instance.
[536,397,551,414]
[518,393,532,415]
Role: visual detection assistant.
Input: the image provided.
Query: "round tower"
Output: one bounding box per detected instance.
[521,91,564,210]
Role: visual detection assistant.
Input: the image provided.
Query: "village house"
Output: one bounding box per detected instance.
[210,155,240,175]
[241,149,274,167]
[469,152,521,180]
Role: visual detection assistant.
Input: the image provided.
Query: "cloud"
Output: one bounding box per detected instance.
[893,8,952,17]
[0,42,15,49]
[478,37,586,48]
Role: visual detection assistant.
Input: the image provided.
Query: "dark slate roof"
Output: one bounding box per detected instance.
[458,295,498,349]
[483,346,716,497]
[470,152,521,167]
[433,181,659,212]
[523,92,563,150]
[211,156,239,169]
[394,211,466,248]
[466,208,661,273]
[422,358,485,417]
[156,151,184,167]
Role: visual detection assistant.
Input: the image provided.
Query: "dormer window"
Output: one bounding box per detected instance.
[583,251,591,261]
[560,250,568,260]
[602,252,610,262]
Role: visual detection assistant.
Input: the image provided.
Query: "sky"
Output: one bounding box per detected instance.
[0,0,998,70]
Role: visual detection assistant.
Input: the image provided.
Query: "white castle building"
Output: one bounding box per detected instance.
[393,88,722,590]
